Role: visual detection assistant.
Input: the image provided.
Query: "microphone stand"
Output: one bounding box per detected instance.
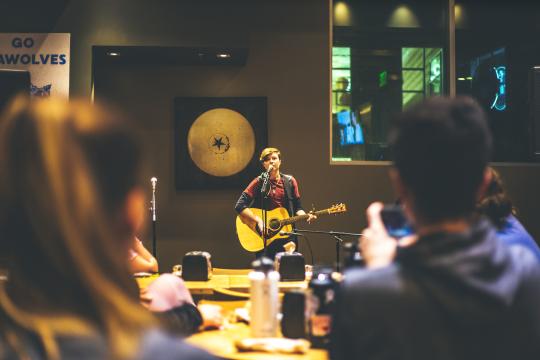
[150,182,157,258]
[259,171,271,257]
[293,229,363,272]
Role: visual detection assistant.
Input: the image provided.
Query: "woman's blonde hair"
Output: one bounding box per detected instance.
[0,96,154,359]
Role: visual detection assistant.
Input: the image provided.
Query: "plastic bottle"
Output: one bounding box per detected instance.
[307,267,336,348]
[249,257,280,337]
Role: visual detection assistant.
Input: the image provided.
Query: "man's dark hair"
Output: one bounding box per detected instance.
[389,96,492,223]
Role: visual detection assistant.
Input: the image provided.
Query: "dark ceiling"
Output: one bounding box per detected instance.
[0,1,69,33]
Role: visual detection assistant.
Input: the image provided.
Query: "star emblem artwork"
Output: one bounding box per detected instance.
[209,133,230,154]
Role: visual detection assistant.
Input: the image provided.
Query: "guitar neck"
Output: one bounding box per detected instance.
[280,208,333,226]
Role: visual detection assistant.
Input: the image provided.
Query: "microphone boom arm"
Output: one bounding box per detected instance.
[284,228,362,272]
[293,228,362,237]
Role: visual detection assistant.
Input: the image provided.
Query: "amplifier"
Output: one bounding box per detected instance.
[182,251,212,281]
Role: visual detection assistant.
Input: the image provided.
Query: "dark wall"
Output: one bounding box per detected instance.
[4,0,540,270]
[60,0,354,270]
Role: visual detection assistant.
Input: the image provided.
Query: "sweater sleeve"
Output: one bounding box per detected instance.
[290,176,304,213]
[234,177,259,213]
[234,192,253,213]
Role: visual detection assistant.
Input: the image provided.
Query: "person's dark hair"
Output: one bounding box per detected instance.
[477,167,515,229]
[389,96,492,223]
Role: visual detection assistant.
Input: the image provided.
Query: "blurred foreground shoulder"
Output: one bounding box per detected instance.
[341,264,404,295]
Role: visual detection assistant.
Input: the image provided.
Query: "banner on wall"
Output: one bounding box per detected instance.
[0,33,70,98]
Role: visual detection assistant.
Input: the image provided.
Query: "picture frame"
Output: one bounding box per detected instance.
[174,97,267,190]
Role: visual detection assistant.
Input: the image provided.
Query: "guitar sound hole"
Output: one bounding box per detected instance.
[268,219,281,231]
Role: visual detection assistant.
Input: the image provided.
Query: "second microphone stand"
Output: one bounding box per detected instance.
[293,229,362,272]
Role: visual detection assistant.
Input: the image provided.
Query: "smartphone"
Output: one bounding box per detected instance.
[380,205,414,239]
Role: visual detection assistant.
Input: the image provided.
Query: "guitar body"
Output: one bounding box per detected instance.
[236,203,347,253]
[236,207,294,252]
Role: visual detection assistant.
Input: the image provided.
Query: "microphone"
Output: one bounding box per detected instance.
[261,164,274,177]
[279,230,304,237]
[151,177,157,191]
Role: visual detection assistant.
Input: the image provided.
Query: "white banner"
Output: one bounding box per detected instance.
[0,33,70,98]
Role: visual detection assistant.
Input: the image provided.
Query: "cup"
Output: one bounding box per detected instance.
[171,264,182,277]
[304,264,313,281]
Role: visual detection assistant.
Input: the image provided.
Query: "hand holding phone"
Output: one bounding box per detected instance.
[380,205,414,239]
[361,203,398,268]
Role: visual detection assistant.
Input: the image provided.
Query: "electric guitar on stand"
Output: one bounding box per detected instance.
[236,203,347,252]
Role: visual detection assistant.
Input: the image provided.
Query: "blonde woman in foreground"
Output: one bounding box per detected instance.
[0,96,215,360]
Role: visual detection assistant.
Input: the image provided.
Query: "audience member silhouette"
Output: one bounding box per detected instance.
[331,96,540,360]
[0,96,214,359]
[477,167,540,261]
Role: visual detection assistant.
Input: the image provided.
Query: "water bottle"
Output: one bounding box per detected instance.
[281,290,307,339]
[307,267,336,348]
[249,257,280,337]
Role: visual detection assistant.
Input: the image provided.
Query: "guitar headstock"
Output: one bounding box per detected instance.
[328,203,347,214]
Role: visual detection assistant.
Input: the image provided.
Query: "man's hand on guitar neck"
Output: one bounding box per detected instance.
[296,209,317,223]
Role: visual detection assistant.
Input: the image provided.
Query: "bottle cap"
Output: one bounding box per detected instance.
[309,266,333,287]
[252,256,275,273]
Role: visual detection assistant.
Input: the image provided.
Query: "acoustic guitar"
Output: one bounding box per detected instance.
[236,203,347,252]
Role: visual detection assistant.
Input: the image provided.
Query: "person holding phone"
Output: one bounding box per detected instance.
[359,203,417,268]
[331,97,540,360]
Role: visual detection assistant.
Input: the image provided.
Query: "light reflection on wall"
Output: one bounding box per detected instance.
[454,4,468,29]
[333,1,352,26]
[387,5,420,28]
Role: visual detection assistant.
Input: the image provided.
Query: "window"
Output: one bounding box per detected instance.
[332,0,448,162]
[402,47,443,110]
[333,0,540,163]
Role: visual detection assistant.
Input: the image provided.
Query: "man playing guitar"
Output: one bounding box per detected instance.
[234,147,316,259]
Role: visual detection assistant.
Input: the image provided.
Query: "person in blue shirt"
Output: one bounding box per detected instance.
[477,167,540,262]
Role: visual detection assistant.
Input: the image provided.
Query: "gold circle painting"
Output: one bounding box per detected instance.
[187,108,255,177]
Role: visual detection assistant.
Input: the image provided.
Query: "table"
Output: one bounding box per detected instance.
[136,273,307,296]
[136,271,327,359]
[187,322,328,360]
